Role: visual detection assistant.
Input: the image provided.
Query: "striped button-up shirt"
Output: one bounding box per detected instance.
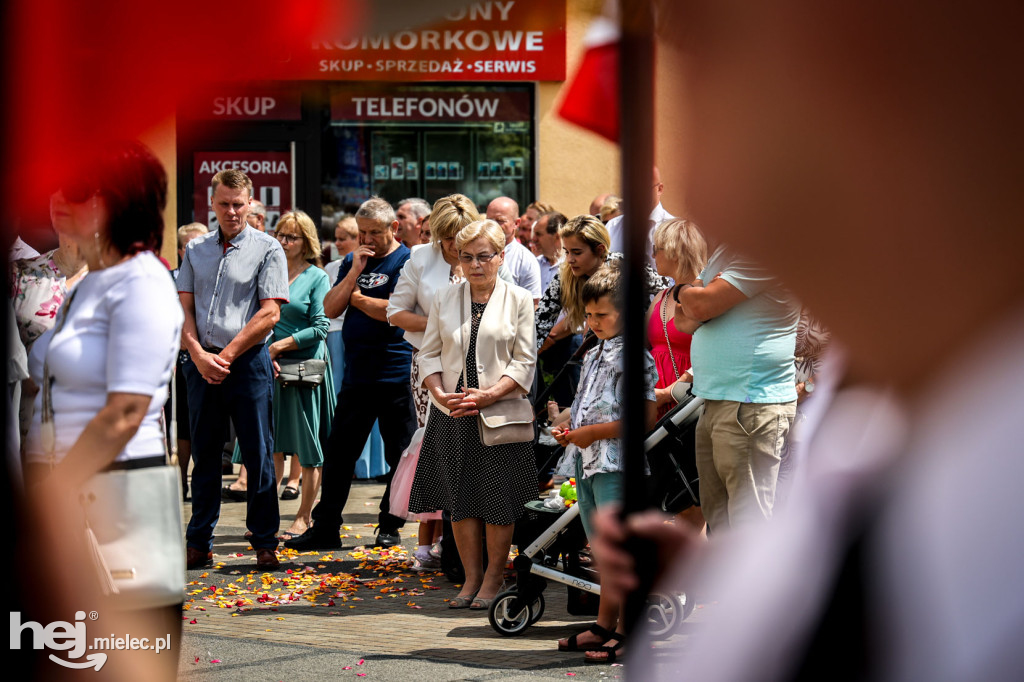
[176,227,289,349]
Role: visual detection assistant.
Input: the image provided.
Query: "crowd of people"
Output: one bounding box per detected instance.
[9,3,1022,678]
[9,147,826,669]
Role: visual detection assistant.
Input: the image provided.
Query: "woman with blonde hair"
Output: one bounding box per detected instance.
[648,218,708,417]
[409,219,537,609]
[535,215,611,353]
[536,213,670,352]
[266,210,335,539]
[599,195,623,223]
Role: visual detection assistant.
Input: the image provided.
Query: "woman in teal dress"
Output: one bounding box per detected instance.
[266,211,336,540]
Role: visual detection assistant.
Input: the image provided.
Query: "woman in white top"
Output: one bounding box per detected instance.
[388,194,480,426]
[24,140,184,678]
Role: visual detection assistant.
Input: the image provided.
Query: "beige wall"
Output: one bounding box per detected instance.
[537,0,620,217]
[138,116,179,265]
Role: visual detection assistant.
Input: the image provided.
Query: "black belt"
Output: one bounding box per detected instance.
[103,455,167,472]
[202,346,224,354]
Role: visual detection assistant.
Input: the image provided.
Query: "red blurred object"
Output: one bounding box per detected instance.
[3,0,364,221]
[557,12,619,142]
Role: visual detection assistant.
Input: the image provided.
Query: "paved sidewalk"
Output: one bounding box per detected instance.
[177,478,703,680]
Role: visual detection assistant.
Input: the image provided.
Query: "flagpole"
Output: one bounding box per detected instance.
[618,0,656,636]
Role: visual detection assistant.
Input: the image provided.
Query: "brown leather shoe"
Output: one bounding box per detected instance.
[255,548,280,571]
[186,546,213,570]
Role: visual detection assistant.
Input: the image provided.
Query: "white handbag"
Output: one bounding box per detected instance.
[79,465,186,608]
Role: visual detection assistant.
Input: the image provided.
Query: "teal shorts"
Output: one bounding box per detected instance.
[574,457,624,539]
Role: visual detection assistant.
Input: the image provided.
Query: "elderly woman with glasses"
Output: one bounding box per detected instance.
[409,218,537,611]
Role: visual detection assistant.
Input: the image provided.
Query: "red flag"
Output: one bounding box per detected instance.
[557,4,619,142]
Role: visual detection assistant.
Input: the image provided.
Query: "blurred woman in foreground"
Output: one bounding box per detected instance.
[24,140,184,679]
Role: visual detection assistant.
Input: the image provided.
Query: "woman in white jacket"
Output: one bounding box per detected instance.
[409,219,537,610]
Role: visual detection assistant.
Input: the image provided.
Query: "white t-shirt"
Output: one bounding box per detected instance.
[502,239,542,299]
[605,202,674,269]
[26,252,184,464]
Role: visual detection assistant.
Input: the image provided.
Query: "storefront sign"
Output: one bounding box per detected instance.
[193,152,292,231]
[183,87,303,121]
[310,0,565,82]
[331,87,530,123]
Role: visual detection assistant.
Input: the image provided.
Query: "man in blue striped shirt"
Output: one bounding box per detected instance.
[177,169,289,571]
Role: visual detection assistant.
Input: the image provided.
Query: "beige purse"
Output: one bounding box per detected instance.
[458,283,535,446]
[477,397,535,446]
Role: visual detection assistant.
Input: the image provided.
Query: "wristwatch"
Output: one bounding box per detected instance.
[672,283,693,304]
[804,379,815,394]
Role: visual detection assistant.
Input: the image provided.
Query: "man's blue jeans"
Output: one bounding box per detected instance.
[184,345,279,551]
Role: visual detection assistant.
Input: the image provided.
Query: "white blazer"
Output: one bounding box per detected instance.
[418,279,536,414]
[387,243,514,349]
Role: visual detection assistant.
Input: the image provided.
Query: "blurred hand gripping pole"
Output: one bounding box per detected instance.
[617,0,658,636]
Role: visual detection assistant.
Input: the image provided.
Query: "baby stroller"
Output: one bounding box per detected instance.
[487,389,705,637]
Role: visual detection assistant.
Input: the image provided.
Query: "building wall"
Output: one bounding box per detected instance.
[537,0,620,217]
[139,117,179,265]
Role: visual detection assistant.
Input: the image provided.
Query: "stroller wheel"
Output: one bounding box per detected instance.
[645,591,693,639]
[529,592,546,624]
[488,590,543,636]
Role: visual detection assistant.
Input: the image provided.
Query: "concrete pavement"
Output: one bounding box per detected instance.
[176,477,703,681]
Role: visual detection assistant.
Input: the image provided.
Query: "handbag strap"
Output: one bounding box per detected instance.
[659,290,681,381]
[459,281,469,391]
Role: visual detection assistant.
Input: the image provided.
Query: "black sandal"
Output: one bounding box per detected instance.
[558,623,614,652]
[584,633,627,664]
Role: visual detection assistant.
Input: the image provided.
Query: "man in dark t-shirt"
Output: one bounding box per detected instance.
[285,197,416,551]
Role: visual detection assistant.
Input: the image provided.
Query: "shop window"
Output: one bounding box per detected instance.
[323,84,534,218]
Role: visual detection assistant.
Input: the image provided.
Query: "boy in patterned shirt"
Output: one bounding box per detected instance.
[550,259,658,664]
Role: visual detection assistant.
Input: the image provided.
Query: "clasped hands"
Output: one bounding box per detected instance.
[432,386,498,418]
[194,349,231,384]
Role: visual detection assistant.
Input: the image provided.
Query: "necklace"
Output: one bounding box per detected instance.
[52,248,88,286]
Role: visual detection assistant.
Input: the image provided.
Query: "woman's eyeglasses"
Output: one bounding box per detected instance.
[276,233,302,244]
[459,252,497,264]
